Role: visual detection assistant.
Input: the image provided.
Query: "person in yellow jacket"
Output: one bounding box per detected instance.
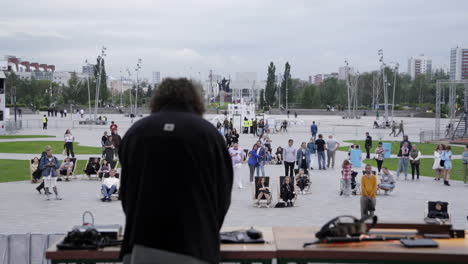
[243,118,249,134]
[248,119,253,134]
[42,115,48,130]
[361,164,377,218]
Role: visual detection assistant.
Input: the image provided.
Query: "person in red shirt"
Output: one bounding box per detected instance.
[110,121,118,135]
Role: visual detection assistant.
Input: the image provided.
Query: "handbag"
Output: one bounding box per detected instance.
[440,160,445,167]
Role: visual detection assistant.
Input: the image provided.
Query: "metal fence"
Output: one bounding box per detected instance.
[0,233,65,264]
[419,130,445,142]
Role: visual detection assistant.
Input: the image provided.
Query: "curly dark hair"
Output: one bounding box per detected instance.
[150,78,205,115]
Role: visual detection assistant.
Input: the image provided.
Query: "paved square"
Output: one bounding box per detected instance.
[1,113,467,234]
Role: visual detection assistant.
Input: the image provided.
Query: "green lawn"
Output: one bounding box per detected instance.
[0,141,101,154]
[0,160,31,182]
[0,158,120,183]
[337,140,465,155]
[363,158,465,181]
[0,135,56,139]
[1,159,94,183]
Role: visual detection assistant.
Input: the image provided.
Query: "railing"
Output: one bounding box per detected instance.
[0,233,65,264]
[419,130,445,142]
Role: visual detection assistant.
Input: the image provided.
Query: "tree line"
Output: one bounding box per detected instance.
[261,61,451,111]
[3,58,155,111]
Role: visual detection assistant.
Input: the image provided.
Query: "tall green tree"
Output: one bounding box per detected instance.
[279,62,292,108]
[300,84,319,108]
[319,78,346,106]
[259,89,265,109]
[264,62,277,107]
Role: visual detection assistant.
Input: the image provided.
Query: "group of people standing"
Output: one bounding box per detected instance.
[433,143,454,186]
[100,121,122,164]
[217,117,266,140]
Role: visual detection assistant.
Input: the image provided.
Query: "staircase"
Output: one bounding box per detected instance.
[451,112,468,139]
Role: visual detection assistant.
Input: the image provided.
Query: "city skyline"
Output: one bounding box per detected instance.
[1,0,467,80]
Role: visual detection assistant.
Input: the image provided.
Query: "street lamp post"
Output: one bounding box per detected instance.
[12,86,16,125]
[378,49,389,123]
[126,69,133,115]
[85,59,93,121]
[391,63,399,122]
[135,58,142,116]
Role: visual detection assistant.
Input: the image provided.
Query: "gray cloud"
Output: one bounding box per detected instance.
[1,0,467,79]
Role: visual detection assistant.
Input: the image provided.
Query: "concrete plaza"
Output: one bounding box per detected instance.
[0,113,467,234]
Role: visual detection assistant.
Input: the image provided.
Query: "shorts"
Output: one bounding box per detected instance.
[44,177,57,188]
[444,161,452,170]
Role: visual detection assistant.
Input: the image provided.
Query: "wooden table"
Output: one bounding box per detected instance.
[46,227,276,264]
[273,227,468,264]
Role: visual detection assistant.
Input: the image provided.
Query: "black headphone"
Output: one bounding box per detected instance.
[315,215,377,239]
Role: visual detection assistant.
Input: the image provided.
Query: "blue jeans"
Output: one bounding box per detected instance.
[317,151,326,169]
[256,161,265,176]
[102,184,116,199]
[396,158,408,179]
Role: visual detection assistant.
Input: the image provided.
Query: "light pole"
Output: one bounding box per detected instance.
[119,70,123,107]
[391,63,399,122]
[12,86,16,125]
[345,60,351,117]
[378,49,389,123]
[126,68,132,114]
[85,59,94,120]
[135,58,142,116]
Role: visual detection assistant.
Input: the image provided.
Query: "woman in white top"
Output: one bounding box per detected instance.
[64,129,75,158]
[432,144,445,181]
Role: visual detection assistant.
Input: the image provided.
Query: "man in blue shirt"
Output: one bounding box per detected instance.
[310,121,318,140]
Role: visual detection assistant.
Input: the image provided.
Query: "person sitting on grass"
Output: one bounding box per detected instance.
[84,158,101,178]
[59,157,74,181]
[378,167,396,194]
[256,176,271,207]
[101,169,120,202]
[98,159,111,179]
[295,169,309,194]
[280,176,296,207]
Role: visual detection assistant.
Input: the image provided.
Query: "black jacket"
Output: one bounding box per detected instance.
[365,136,372,148]
[119,105,233,263]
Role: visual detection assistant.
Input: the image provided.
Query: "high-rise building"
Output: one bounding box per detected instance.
[338,66,354,80]
[323,72,339,80]
[314,74,323,85]
[450,46,468,80]
[152,71,161,84]
[82,65,94,75]
[407,54,432,80]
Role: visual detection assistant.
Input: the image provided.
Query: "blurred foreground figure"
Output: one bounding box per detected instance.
[119,78,233,264]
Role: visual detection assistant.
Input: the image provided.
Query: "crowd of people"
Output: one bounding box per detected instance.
[21,78,468,263]
[30,121,122,202]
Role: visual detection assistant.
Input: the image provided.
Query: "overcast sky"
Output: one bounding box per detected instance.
[1,0,467,81]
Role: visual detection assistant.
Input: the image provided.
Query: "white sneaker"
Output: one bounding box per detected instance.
[257,204,261,208]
